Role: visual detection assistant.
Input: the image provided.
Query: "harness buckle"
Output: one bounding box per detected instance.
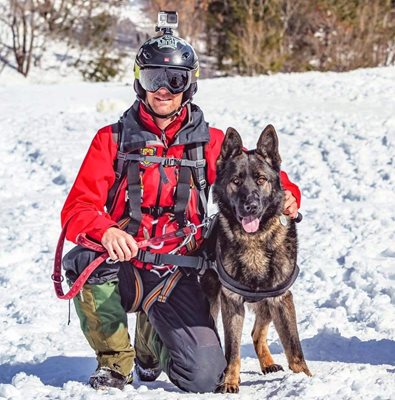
[198,178,207,190]
[117,151,128,161]
[162,158,179,167]
[137,249,162,265]
[195,159,206,168]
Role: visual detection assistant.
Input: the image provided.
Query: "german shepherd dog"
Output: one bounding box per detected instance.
[202,125,311,393]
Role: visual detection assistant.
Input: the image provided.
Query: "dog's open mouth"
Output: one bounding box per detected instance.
[241,215,260,233]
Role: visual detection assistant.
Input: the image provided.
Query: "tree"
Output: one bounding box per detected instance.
[2,0,38,76]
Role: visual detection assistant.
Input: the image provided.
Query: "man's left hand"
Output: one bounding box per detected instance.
[283,190,298,219]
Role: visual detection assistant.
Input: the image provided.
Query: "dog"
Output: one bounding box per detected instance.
[201,125,311,393]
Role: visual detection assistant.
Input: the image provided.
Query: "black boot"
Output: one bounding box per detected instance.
[89,367,133,390]
[134,358,162,382]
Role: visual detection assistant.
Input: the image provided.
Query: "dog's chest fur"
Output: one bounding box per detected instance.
[218,214,295,290]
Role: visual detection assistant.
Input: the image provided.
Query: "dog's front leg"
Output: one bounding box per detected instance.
[269,291,312,376]
[218,290,245,393]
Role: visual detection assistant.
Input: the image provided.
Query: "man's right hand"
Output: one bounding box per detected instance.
[101,227,139,262]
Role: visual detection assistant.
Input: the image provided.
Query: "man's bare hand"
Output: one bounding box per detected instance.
[102,227,138,262]
[283,190,298,219]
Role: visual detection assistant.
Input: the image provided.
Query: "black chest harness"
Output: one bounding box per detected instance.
[202,215,300,303]
[214,243,300,302]
[106,101,211,270]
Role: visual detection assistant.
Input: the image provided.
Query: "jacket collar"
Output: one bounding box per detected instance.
[139,102,188,145]
[119,100,210,152]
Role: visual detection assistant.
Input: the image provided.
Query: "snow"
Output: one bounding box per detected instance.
[0,59,394,400]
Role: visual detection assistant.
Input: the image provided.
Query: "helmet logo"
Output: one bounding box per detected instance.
[149,35,183,50]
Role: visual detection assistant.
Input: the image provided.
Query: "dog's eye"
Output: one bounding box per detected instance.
[232,177,241,186]
[257,176,267,185]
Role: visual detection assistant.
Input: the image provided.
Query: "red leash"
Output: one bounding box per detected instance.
[52,224,197,300]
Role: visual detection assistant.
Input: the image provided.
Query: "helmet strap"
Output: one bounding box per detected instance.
[140,97,191,120]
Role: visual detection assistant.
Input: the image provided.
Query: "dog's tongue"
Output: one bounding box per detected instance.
[241,216,260,233]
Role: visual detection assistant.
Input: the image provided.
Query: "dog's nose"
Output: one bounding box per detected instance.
[244,200,258,214]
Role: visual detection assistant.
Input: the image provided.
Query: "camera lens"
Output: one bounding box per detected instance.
[167,14,177,23]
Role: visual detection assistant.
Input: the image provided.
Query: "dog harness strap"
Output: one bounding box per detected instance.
[215,243,300,301]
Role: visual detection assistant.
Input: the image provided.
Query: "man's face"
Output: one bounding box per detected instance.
[146,87,183,117]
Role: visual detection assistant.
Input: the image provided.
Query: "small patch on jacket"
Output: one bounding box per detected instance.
[140,147,156,167]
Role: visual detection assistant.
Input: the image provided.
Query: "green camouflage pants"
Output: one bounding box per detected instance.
[73,280,164,378]
[73,280,136,377]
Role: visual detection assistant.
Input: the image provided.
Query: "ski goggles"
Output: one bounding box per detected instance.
[138,67,194,94]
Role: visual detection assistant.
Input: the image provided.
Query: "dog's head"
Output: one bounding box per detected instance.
[213,125,283,233]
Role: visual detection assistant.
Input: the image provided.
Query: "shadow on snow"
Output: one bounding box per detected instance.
[0,356,97,386]
[0,356,180,392]
[241,330,395,366]
[1,331,394,387]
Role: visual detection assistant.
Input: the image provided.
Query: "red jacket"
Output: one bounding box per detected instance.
[61,103,301,260]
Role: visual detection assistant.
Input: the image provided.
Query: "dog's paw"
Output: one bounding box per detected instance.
[289,362,312,377]
[216,382,240,393]
[261,364,284,375]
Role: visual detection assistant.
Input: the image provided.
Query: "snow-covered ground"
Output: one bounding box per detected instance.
[0,66,394,400]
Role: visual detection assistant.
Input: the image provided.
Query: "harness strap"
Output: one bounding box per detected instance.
[142,269,183,314]
[129,267,144,313]
[105,122,125,212]
[188,144,208,218]
[174,163,192,228]
[121,153,206,168]
[127,161,142,235]
[141,206,174,218]
[135,249,205,269]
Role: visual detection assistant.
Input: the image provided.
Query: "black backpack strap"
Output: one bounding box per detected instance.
[106,120,126,213]
[187,143,209,218]
[126,159,142,235]
[174,159,192,228]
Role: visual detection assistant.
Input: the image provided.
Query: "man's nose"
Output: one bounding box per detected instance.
[156,87,171,95]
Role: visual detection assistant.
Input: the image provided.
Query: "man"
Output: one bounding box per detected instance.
[61,28,301,393]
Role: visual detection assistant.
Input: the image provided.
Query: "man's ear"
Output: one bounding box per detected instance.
[256,124,282,170]
[219,127,243,161]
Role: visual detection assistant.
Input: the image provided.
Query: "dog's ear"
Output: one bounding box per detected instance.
[219,127,243,161]
[256,124,282,170]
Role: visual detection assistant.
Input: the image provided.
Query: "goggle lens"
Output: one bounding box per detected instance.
[139,68,191,94]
